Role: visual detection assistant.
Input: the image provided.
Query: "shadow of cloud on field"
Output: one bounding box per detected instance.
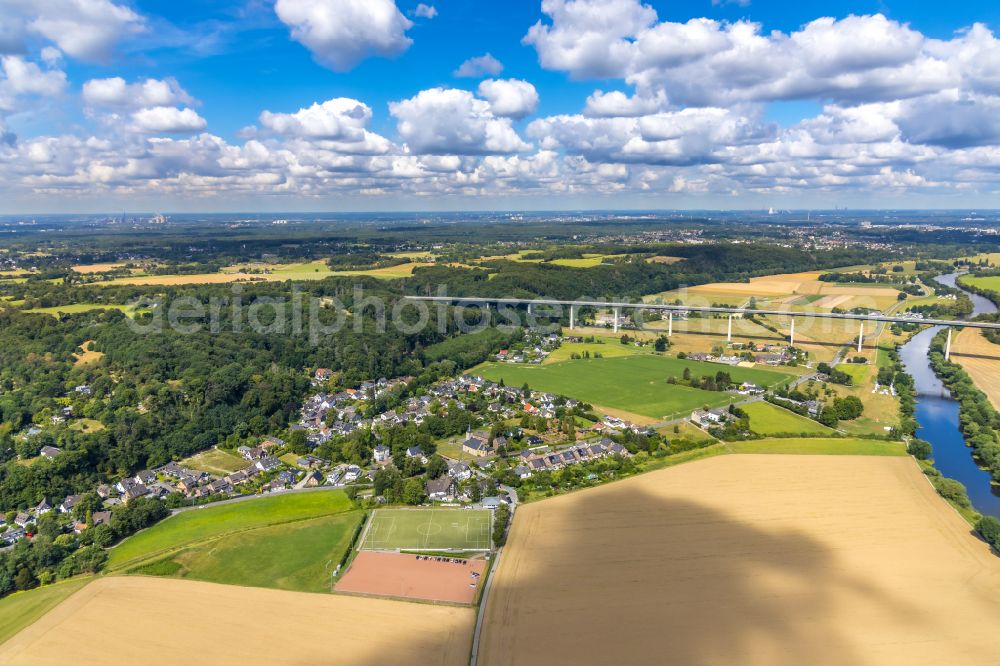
[455,480,924,666]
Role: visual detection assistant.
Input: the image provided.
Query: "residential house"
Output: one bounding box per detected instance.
[255,457,282,473]
[447,461,473,482]
[691,409,727,428]
[147,482,175,499]
[14,512,32,527]
[177,476,201,493]
[124,484,149,503]
[342,465,362,483]
[261,436,285,450]
[238,445,266,461]
[134,470,157,485]
[373,445,391,464]
[426,476,456,501]
[39,445,62,459]
[59,495,82,514]
[296,455,325,469]
[2,526,25,544]
[35,498,52,515]
[405,446,427,463]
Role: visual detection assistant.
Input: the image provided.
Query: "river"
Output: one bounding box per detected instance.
[899,273,1000,518]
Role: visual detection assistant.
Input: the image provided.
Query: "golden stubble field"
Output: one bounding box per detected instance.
[648,270,901,311]
[953,328,1000,409]
[479,455,1000,666]
[2,577,475,665]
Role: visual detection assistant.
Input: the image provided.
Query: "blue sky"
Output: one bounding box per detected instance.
[2,0,1000,212]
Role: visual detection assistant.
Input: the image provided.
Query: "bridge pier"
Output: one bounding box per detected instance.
[857,321,864,354]
[945,327,952,361]
[613,307,620,333]
[569,305,575,330]
[727,314,733,343]
[668,312,673,337]
[789,318,795,347]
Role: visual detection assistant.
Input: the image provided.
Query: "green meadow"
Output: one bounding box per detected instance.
[477,355,790,421]
[742,401,833,436]
[107,490,353,571]
[144,512,364,594]
[959,274,1000,295]
[835,363,871,384]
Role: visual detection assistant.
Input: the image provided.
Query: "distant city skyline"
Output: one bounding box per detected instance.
[2,0,1000,213]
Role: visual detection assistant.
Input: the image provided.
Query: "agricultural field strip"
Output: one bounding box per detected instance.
[479,454,995,666]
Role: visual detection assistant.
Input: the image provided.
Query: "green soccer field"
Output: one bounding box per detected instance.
[361,509,493,552]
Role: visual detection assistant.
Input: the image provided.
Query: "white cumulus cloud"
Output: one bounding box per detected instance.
[25,0,145,62]
[274,0,413,71]
[0,55,66,111]
[131,107,207,134]
[82,77,194,109]
[413,4,437,19]
[454,53,504,78]
[477,79,539,118]
[390,87,531,154]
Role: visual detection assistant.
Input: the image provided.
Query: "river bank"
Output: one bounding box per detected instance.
[899,273,1000,519]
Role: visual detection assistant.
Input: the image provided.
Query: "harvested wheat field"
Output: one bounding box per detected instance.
[479,455,1000,666]
[2,577,474,665]
[953,328,1000,409]
[649,270,901,310]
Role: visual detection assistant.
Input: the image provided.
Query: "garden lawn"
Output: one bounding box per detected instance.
[727,437,905,456]
[0,576,92,646]
[477,355,790,421]
[107,490,352,571]
[159,512,364,593]
[743,402,833,436]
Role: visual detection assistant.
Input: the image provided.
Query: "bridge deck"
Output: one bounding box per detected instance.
[404,296,1000,330]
